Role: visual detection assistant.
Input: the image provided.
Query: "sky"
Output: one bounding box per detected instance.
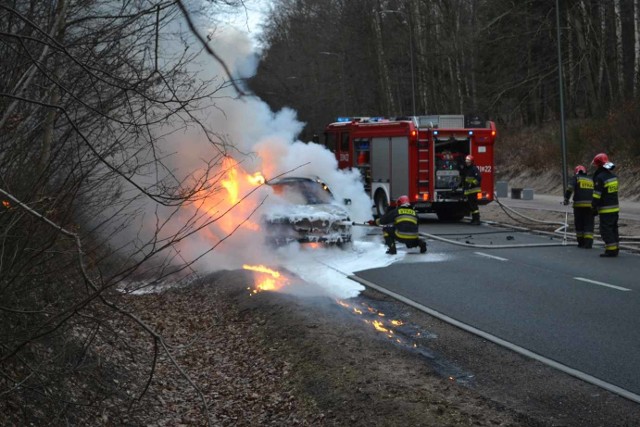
[213,0,271,48]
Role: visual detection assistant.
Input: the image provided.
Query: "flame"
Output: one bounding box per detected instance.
[1,200,10,209]
[247,172,266,185]
[201,157,266,235]
[243,264,289,293]
[221,162,241,204]
[243,264,281,277]
[334,299,409,345]
[372,320,388,333]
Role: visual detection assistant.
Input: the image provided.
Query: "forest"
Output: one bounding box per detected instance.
[249,0,640,169]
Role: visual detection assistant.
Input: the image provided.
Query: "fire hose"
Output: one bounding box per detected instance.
[353,221,567,249]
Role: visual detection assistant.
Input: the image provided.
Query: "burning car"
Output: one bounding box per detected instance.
[262,176,352,246]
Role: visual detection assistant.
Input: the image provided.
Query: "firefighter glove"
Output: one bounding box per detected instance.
[563,199,569,206]
[367,219,376,226]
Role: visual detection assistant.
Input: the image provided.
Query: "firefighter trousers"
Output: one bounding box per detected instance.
[573,207,594,248]
[466,196,480,223]
[382,226,426,252]
[598,212,619,252]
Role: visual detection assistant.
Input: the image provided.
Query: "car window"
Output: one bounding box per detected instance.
[271,181,334,205]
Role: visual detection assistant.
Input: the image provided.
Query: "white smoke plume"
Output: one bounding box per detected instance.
[111,10,378,298]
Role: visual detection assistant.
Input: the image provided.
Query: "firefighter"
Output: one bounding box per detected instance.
[459,154,482,225]
[368,195,427,255]
[563,165,594,248]
[591,153,619,257]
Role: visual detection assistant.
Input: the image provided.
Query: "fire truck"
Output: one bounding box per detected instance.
[323,115,497,220]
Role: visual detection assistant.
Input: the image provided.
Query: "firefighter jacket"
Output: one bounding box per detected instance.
[376,205,419,240]
[592,168,619,214]
[564,174,593,208]
[460,164,482,196]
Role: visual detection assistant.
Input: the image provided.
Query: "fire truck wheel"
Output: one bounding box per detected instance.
[374,191,389,217]
[436,210,465,222]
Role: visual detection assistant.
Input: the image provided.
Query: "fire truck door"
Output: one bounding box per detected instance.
[337,132,351,169]
[390,137,409,199]
[371,137,390,182]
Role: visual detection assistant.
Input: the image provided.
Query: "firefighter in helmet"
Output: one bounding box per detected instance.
[459,154,482,225]
[368,195,427,255]
[564,165,594,248]
[591,153,620,257]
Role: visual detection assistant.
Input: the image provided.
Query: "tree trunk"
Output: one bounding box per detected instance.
[614,0,624,99]
[372,6,395,116]
[575,0,600,115]
[40,0,68,173]
[635,0,640,95]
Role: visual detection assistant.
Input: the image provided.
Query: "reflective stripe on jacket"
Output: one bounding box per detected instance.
[565,174,593,208]
[592,169,619,214]
[460,164,481,195]
[377,206,419,240]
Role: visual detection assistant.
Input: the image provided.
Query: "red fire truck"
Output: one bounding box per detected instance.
[323,115,497,220]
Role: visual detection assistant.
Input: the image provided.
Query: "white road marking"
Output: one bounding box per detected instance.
[574,277,631,292]
[474,251,508,261]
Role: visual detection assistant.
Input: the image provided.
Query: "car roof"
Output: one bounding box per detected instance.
[266,176,322,186]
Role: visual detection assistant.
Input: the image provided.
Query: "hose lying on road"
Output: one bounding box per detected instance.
[480,192,639,252]
[418,230,567,249]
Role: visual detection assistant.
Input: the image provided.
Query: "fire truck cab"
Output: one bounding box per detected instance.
[323,115,496,221]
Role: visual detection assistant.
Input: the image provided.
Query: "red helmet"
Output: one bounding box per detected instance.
[397,195,410,206]
[592,153,609,167]
[465,154,474,164]
[574,165,586,175]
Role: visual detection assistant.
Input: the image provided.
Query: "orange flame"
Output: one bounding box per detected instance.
[1,200,10,209]
[372,320,388,333]
[202,158,267,234]
[247,172,266,185]
[243,264,281,277]
[334,299,408,344]
[243,264,289,294]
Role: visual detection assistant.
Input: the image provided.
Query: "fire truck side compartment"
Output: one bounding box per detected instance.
[371,137,390,183]
[390,136,410,201]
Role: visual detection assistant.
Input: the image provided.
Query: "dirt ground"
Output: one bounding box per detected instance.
[118,199,640,427]
[121,269,640,426]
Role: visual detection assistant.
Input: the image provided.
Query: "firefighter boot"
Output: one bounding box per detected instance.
[599,250,618,258]
[577,237,584,248]
[583,239,593,249]
[470,213,481,225]
[419,240,427,254]
[386,243,397,255]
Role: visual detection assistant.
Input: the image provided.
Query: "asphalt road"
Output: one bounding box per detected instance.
[352,221,640,402]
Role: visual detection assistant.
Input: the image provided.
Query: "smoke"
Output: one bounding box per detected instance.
[104,8,374,298]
